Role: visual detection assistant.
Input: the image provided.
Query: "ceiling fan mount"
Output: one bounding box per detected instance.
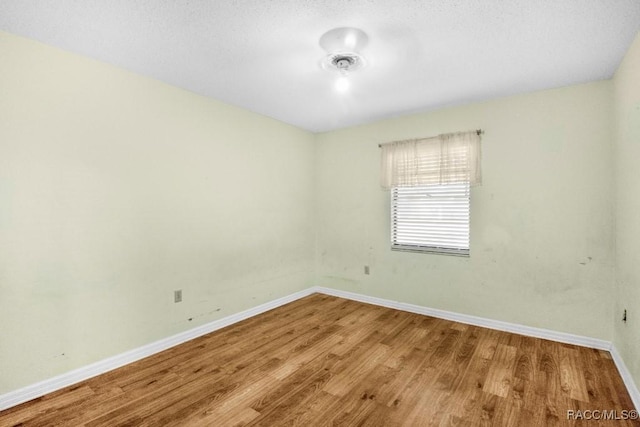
[323,52,364,73]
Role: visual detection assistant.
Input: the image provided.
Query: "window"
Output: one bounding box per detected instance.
[391,183,470,256]
[380,130,481,256]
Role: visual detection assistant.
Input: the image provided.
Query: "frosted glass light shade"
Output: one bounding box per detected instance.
[319,27,368,54]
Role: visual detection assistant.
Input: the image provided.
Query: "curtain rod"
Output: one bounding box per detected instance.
[378,129,484,148]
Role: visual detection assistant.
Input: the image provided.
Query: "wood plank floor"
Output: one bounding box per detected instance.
[1,294,637,426]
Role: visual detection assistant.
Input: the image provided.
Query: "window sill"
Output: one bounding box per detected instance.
[391,245,469,257]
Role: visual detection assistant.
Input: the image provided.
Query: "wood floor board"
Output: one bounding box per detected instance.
[446,355,492,422]
[322,342,390,397]
[377,311,424,344]
[483,344,518,398]
[376,346,434,407]
[322,391,383,426]
[277,390,340,426]
[0,385,96,427]
[385,355,443,424]
[1,293,637,426]
[248,353,341,418]
[475,327,502,360]
[381,326,430,370]
[558,346,590,403]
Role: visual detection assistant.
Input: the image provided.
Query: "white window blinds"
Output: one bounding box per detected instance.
[391,183,470,256]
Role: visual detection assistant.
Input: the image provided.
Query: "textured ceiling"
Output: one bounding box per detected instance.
[1,1,639,132]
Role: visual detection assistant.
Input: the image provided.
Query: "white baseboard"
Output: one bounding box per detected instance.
[2,285,638,413]
[610,345,640,410]
[0,287,315,411]
[313,286,611,350]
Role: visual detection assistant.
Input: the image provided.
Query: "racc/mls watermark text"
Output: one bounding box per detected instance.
[567,409,638,421]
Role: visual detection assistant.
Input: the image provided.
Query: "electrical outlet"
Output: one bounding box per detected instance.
[364,265,370,275]
[174,290,182,303]
[623,309,627,323]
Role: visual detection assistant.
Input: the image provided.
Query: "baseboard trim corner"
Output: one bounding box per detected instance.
[610,345,640,410]
[0,287,315,412]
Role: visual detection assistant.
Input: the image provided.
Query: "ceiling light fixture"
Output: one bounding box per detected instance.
[335,75,350,93]
[319,27,368,92]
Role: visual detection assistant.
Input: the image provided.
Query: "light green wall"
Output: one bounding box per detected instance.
[0,32,316,394]
[2,27,638,399]
[315,81,614,341]
[613,32,640,390]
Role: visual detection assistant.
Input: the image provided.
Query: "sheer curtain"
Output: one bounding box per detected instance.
[380,130,482,189]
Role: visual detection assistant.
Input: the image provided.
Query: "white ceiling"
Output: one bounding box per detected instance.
[1,1,639,133]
